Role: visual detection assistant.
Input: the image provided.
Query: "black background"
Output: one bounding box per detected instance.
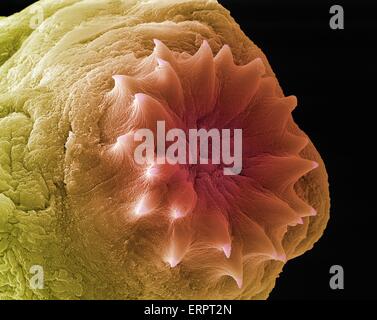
[0,0,376,300]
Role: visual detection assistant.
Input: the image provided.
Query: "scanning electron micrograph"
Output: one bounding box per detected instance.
[0,0,330,300]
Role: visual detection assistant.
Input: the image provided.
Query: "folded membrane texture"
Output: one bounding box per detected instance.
[0,0,329,299]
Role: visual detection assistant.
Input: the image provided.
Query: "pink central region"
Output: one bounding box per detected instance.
[100,39,318,288]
